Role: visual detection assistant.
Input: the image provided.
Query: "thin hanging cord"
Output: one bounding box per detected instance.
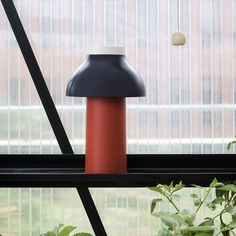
[177,0,180,32]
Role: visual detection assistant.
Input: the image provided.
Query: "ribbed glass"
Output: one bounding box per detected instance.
[0,0,235,235]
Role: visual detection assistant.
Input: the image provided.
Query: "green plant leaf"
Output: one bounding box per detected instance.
[53,224,64,234]
[151,198,162,213]
[174,181,185,192]
[157,228,172,236]
[191,193,201,206]
[181,226,215,232]
[206,202,216,211]
[171,213,186,226]
[163,184,172,194]
[147,186,163,195]
[210,178,218,187]
[40,231,57,236]
[157,212,177,230]
[194,199,201,207]
[191,194,198,198]
[199,219,214,227]
[216,187,230,202]
[229,206,236,216]
[58,226,76,236]
[215,189,224,198]
[228,219,236,229]
[195,234,213,236]
[215,182,224,187]
[181,209,196,226]
[218,184,236,192]
[74,233,93,236]
[224,191,230,201]
[212,197,225,205]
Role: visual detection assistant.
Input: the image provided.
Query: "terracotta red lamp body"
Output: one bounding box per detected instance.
[66,47,145,173]
[86,98,126,173]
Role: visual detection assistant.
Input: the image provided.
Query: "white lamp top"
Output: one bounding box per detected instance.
[87,47,125,55]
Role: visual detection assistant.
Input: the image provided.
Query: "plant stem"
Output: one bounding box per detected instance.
[213,209,226,221]
[161,187,180,213]
[195,187,212,213]
[222,230,230,236]
[166,195,180,213]
[229,193,236,205]
[220,211,226,227]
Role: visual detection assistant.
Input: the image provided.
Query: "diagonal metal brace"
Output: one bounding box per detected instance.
[0,1,106,235]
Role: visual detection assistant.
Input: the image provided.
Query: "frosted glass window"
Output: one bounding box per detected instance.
[0,0,236,235]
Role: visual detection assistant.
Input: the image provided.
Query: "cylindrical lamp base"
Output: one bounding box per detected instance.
[85,97,127,173]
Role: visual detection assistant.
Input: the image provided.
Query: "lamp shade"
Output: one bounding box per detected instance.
[66,47,145,97]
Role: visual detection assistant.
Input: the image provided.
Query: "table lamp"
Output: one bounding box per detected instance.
[66,47,146,173]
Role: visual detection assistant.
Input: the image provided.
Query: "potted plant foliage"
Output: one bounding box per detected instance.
[149,179,236,235]
[40,224,93,236]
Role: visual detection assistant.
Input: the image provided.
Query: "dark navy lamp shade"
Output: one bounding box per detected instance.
[66,47,146,97]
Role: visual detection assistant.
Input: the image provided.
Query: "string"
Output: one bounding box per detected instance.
[177,0,180,32]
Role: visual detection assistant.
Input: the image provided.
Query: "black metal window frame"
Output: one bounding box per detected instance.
[1,1,236,236]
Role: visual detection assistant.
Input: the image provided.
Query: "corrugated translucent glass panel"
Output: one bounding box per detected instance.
[0,0,236,235]
[1,0,236,155]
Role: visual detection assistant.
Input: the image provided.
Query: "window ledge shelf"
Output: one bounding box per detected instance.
[0,154,235,187]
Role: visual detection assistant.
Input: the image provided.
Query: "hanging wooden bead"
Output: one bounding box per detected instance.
[172,0,186,46]
[172,32,186,46]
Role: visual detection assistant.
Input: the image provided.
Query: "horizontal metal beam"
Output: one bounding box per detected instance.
[0,154,236,169]
[0,172,235,188]
[0,154,236,186]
